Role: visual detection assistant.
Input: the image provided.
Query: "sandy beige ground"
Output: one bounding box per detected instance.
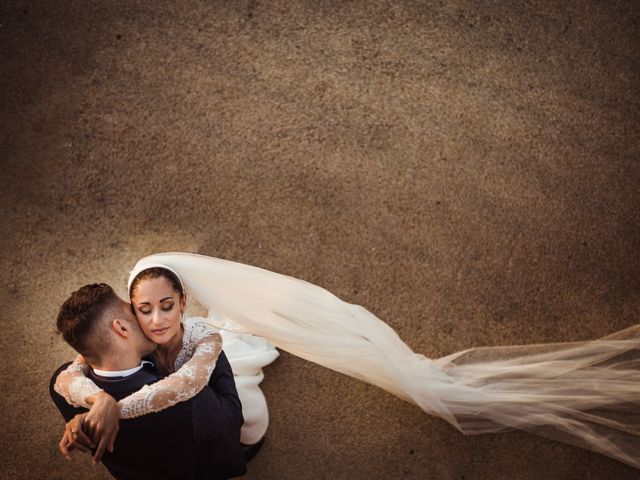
[1,1,639,479]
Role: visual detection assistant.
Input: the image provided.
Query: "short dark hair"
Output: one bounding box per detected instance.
[129,267,184,299]
[56,283,121,360]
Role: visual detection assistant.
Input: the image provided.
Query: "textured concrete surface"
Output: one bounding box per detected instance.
[1,1,639,479]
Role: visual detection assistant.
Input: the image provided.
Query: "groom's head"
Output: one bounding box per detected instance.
[56,283,155,365]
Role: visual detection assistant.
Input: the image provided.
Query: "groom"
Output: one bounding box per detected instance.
[49,283,247,480]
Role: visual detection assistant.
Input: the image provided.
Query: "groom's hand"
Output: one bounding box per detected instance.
[84,391,120,465]
[59,413,94,460]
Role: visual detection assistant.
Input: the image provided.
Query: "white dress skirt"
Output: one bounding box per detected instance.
[212,319,279,444]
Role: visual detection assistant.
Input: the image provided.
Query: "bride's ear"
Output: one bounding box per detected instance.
[180,292,188,314]
[112,318,129,338]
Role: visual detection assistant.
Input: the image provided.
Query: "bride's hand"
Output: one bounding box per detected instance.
[84,391,120,465]
[59,413,93,459]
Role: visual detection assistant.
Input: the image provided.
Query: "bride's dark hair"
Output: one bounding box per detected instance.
[129,267,184,299]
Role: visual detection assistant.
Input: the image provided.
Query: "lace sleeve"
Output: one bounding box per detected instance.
[53,354,104,408]
[117,327,223,419]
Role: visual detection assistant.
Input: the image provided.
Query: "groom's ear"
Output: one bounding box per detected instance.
[112,318,129,338]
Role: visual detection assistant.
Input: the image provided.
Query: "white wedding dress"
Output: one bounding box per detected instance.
[126,252,640,469]
[212,324,279,444]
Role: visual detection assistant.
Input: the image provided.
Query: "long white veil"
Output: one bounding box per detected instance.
[130,252,640,468]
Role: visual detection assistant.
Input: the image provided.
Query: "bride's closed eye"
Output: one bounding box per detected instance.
[136,303,174,315]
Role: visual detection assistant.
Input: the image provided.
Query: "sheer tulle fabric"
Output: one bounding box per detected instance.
[130,253,640,468]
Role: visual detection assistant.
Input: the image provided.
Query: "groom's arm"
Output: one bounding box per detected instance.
[191,350,244,442]
[50,363,96,460]
[51,357,243,444]
[50,363,199,478]
[209,350,243,418]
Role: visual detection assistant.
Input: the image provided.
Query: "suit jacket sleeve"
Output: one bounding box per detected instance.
[190,350,244,443]
[50,353,244,443]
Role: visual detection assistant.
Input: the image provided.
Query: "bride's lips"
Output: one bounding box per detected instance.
[151,327,170,336]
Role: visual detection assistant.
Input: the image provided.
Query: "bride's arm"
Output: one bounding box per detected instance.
[117,325,223,419]
[54,354,104,408]
[54,355,120,464]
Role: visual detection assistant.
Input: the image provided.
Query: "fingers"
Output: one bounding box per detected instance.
[91,422,119,463]
[61,414,95,459]
[58,433,72,460]
[69,422,93,456]
[70,438,92,455]
[69,415,94,450]
[59,412,111,464]
[83,397,120,459]
[108,426,118,453]
[73,427,94,450]
[93,436,108,465]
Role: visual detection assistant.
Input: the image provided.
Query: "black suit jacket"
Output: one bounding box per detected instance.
[50,351,246,480]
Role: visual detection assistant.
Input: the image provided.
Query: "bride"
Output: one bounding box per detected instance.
[58,251,640,469]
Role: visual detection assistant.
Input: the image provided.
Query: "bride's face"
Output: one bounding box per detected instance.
[130,276,185,346]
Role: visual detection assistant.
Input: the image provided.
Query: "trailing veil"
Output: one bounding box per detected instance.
[130,252,640,468]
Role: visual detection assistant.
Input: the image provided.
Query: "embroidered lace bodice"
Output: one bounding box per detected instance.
[54,317,222,419]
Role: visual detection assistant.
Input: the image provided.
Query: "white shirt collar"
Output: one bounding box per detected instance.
[92,360,153,378]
